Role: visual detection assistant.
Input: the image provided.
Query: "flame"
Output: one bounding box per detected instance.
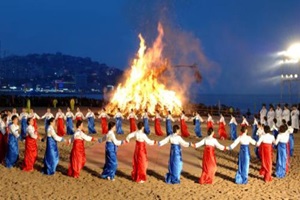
[106,23,183,115]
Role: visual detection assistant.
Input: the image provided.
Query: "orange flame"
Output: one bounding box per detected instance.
[106,23,183,115]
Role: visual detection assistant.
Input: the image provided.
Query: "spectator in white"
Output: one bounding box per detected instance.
[260,104,267,125]
[267,105,275,128]
[291,105,299,133]
[282,104,290,123]
[275,104,282,127]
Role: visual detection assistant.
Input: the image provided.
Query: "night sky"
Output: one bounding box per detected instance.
[1,0,300,94]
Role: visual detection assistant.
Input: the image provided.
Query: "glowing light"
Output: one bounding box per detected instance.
[295,74,298,78]
[286,43,300,61]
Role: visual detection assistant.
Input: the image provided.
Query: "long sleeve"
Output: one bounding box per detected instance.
[35,113,40,119]
[158,136,170,146]
[10,125,20,138]
[27,126,37,139]
[256,137,263,146]
[142,134,155,145]
[195,138,205,148]
[126,132,136,142]
[178,137,190,147]
[41,114,47,119]
[49,128,64,142]
[80,132,93,142]
[229,137,241,150]
[214,140,225,150]
[249,138,256,145]
[110,133,122,146]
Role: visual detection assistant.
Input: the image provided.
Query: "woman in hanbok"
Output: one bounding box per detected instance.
[126,122,156,183]
[206,113,214,129]
[165,111,175,136]
[218,113,227,140]
[274,125,289,178]
[191,111,203,138]
[86,108,97,134]
[65,107,75,135]
[127,109,138,133]
[22,117,40,171]
[158,125,191,184]
[141,109,150,135]
[19,108,28,139]
[229,115,238,140]
[5,116,20,168]
[68,120,96,178]
[256,126,275,182]
[43,118,66,175]
[287,121,294,157]
[55,108,66,136]
[194,128,226,184]
[114,108,124,135]
[153,110,164,136]
[252,117,259,140]
[0,114,8,164]
[29,109,40,133]
[101,121,124,180]
[41,108,54,134]
[241,115,249,127]
[98,108,110,134]
[75,107,85,122]
[271,118,279,139]
[226,126,256,184]
[180,110,190,137]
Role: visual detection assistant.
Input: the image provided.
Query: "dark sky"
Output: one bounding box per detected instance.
[1,0,300,94]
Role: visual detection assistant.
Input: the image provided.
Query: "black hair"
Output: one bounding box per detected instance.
[108,121,116,130]
[284,103,289,108]
[48,117,55,126]
[137,121,144,130]
[287,121,292,126]
[262,103,266,107]
[173,124,180,133]
[131,108,133,112]
[277,104,281,107]
[76,120,83,128]
[273,118,277,124]
[241,126,247,133]
[168,110,171,115]
[103,108,106,112]
[279,125,287,133]
[1,114,7,120]
[207,128,214,136]
[27,117,32,125]
[258,122,262,126]
[182,110,185,115]
[282,119,286,125]
[11,115,18,121]
[264,125,271,134]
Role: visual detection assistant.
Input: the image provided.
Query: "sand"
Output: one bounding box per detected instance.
[1,107,300,200]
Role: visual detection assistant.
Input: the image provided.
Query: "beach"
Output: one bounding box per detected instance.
[0,107,299,200]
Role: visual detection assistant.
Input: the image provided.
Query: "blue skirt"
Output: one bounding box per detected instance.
[116,117,124,134]
[289,134,294,157]
[143,118,150,135]
[194,119,202,138]
[44,119,49,134]
[21,118,27,139]
[101,142,118,179]
[230,124,237,140]
[166,119,173,136]
[66,117,74,135]
[275,142,287,178]
[166,144,182,184]
[43,137,59,175]
[252,125,258,140]
[87,117,96,134]
[5,134,19,168]
[235,145,250,184]
[273,130,279,139]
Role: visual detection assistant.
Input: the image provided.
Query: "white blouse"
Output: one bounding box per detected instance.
[229,116,237,125]
[219,116,226,125]
[19,112,29,120]
[0,120,6,135]
[26,125,37,139]
[275,132,289,145]
[47,125,64,142]
[55,112,65,120]
[192,114,203,122]
[195,135,225,150]
[158,133,190,147]
[9,124,20,138]
[99,112,110,119]
[106,130,122,145]
[86,111,95,119]
[126,130,155,145]
[257,133,275,145]
[127,112,138,120]
[75,112,85,119]
[73,129,92,141]
[66,111,75,119]
[229,134,256,150]
[114,112,124,119]
[29,113,40,119]
[241,118,249,126]
[42,112,54,120]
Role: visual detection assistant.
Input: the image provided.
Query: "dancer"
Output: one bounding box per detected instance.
[226,126,256,184]
[165,111,175,136]
[65,107,75,135]
[218,113,227,140]
[41,108,54,135]
[5,115,20,168]
[43,118,66,175]
[98,108,110,134]
[55,108,66,136]
[271,118,279,139]
[29,109,40,133]
[68,120,96,178]
[86,108,97,134]
[153,110,164,136]
[260,104,267,125]
[158,125,191,184]
[114,108,124,135]
[192,111,203,138]
[229,114,238,140]
[282,104,290,123]
[275,104,282,127]
[101,121,124,181]
[141,109,150,135]
[256,126,275,182]
[241,115,249,127]
[291,105,299,133]
[75,107,85,122]
[206,113,214,129]
[194,128,226,184]
[11,108,19,118]
[19,108,29,139]
[274,125,289,178]
[127,109,138,133]
[22,118,39,171]
[287,121,294,157]
[252,116,259,140]
[126,122,156,183]
[267,105,275,127]
[256,122,264,159]
[0,114,8,164]
[180,110,190,137]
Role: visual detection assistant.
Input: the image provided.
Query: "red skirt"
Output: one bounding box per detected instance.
[0,132,7,163]
[57,118,65,136]
[207,121,213,129]
[76,117,82,122]
[129,118,137,133]
[68,139,86,178]
[155,119,164,136]
[259,143,273,182]
[22,136,38,171]
[199,146,217,184]
[101,117,108,134]
[132,141,148,182]
[33,119,38,132]
[218,122,227,139]
[180,119,190,137]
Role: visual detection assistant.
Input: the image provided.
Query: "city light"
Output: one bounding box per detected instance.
[281,73,299,79]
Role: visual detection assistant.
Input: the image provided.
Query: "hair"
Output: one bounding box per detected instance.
[48,117,55,126]
[144,108,147,112]
[108,121,116,130]
[137,121,144,130]
[1,114,7,120]
[287,121,292,126]
[284,103,289,108]
[258,122,262,126]
[243,115,246,118]
[279,125,287,133]
[231,114,235,118]
[241,126,247,133]
[168,110,171,115]
[11,115,18,121]
[273,118,277,124]
[173,124,180,133]
[262,103,266,107]
[131,108,133,112]
[103,108,106,111]
[282,119,286,125]
[277,104,281,107]
[207,128,214,136]
[182,110,185,115]
[27,117,32,125]
[263,116,267,120]
[118,108,121,112]
[264,125,271,134]
[76,120,83,128]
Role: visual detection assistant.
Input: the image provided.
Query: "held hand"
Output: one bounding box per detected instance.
[154,140,158,145]
[191,143,196,148]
